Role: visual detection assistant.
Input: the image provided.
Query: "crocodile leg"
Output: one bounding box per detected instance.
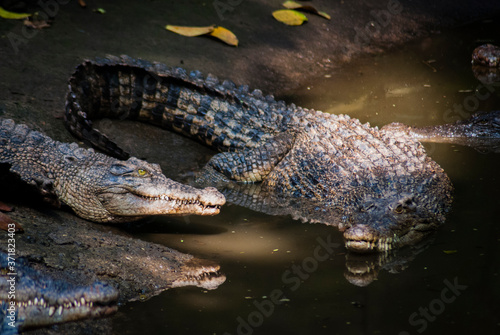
[203,132,295,183]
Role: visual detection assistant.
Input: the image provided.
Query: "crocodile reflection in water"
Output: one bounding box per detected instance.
[343,234,435,287]
[0,251,118,334]
[0,206,226,333]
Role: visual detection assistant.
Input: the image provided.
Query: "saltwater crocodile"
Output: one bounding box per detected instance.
[61,56,472,253]
[0,250,118,334]
[0,118,225,223]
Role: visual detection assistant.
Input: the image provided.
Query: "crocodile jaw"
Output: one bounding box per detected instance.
[15,299,117,330]
[98,185,225,221]
[343,219,438,253]
[343,225,398,253]
[171,258,226,291]
[6,282,118,330]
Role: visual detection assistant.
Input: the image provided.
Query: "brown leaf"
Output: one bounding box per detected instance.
[0,201,12,212]
[23,17,51,29]
[282,1,331,20]
[0,212,23,233]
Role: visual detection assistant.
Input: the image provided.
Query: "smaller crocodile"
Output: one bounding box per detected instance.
[0,251,118,334]
[0,118,225,223]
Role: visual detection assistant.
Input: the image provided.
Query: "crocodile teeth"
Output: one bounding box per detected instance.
[57,306,63,316]
[81,297,86,305]
[49,306,55,317]
[141,193,217,210]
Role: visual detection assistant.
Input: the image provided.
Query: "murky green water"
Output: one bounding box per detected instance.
[105,21,500,335]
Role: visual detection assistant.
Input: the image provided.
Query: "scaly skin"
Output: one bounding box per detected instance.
[0,251,118,333]
[64,55,457,253]
[0,119,225,223]
[383,111,500,140]
[472,44,500,67]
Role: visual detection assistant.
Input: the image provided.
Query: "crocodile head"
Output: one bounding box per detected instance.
[58,155,226,223]
[456,110,500,138]
[343,176,452,253]
[1,255,118,331]
[344,196,436,253]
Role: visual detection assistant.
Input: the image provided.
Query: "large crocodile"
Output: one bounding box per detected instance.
[0,251,118,334]
[63,55,495,253]
[0,118,225,223]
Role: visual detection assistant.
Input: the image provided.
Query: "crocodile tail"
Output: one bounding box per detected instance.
[65,55,287,158]
[65,58,134,160]
[65,88,130,160]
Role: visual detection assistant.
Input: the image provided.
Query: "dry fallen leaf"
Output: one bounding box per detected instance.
[0,212,23,233]
[23,17,51,29]
[282,1,331,20]
[0,6,31,19]
[0,201,12,212]
[272,9,308,26]
[283,1,331,20]
[210,26,238,46]
[166,24,216,37]
[166,24,238,46]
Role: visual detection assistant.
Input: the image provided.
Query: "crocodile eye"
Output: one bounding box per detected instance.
[393,204,404,214]
[137,169,147,176]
